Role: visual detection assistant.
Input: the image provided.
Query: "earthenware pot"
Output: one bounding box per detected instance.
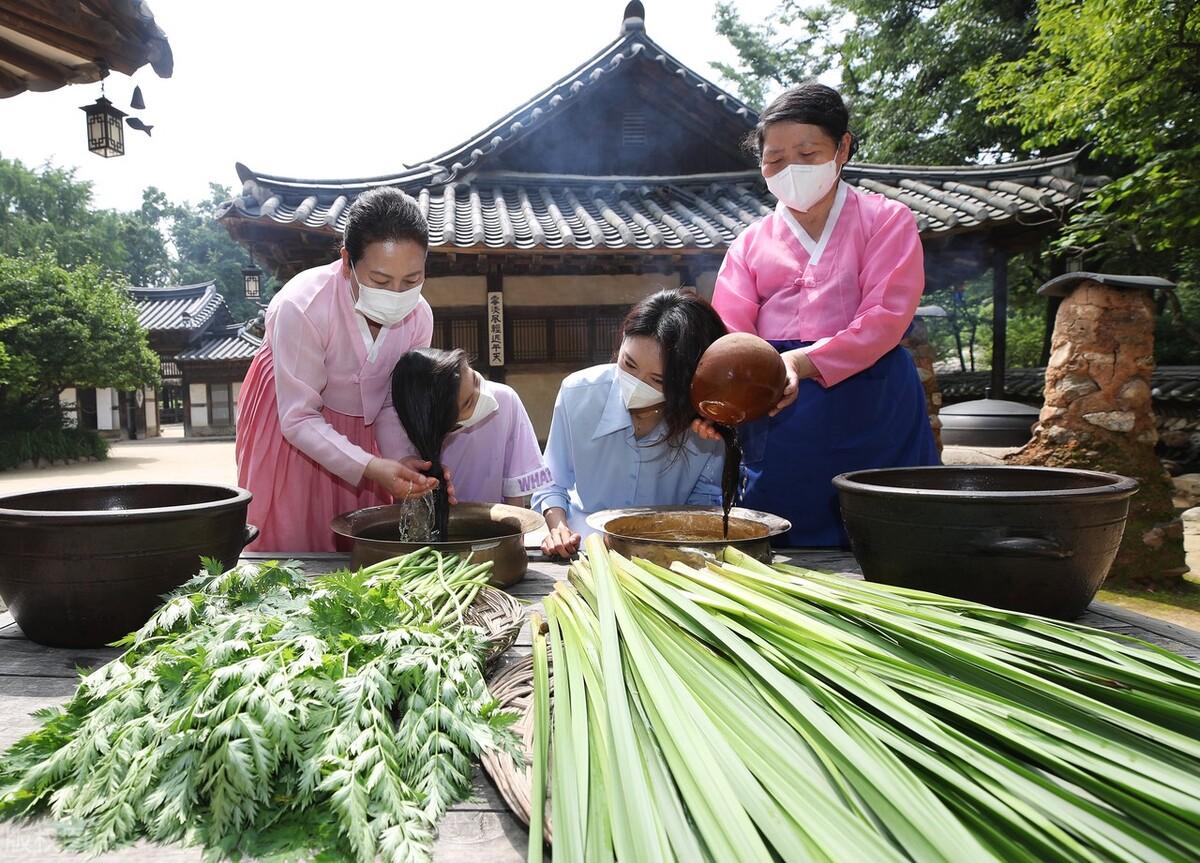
[690,332,788,426]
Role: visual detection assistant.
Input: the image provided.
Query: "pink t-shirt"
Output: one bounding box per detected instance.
[712,182,924,387]
[265,259,433,485]
[375,378,552,504]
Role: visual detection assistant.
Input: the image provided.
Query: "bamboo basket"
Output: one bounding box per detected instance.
[466,586,524,668]
[481,653,554,843]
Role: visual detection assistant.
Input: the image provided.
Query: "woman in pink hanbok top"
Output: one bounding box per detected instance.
[235,189,445,552]
[707,83,940,547]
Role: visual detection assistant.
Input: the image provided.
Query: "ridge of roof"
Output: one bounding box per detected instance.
[130,281,225,331]
[127,280,217,298]
[233,26,756,196]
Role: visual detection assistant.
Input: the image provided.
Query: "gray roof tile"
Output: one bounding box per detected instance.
[128,282,222,331]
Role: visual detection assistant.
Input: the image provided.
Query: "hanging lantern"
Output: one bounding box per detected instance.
[242,262,263,299]
[80,95,126,158]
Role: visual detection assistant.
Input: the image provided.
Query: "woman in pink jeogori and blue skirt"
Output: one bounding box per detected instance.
[707,83,940,547]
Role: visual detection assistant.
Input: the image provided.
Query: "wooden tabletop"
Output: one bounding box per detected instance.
[2,549,1198,861]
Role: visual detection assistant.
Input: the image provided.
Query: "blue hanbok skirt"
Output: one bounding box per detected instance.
[739,340,940,548]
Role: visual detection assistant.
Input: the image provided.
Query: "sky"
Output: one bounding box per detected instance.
[0,0,781,212]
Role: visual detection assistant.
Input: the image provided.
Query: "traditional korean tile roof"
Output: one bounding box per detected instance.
[220,4,1104,253]
[128,282,224,332]
[226,15,756,198]
[222,155,1103,252]
[175,321,261,363]
[938,368,1200,405]
[0,0,173,98]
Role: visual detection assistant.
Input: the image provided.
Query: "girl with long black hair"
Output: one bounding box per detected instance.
[532,288,728,557]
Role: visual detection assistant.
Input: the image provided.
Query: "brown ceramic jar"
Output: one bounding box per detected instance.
[690,332,787,425]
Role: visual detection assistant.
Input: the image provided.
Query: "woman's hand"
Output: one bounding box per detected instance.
[541,507,581,558]
[364,457,444,500]
[690,417,725,443]
[542,525,581,558]
[772,349,817,415]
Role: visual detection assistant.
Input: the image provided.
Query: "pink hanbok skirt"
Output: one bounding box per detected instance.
[235,345,390,553]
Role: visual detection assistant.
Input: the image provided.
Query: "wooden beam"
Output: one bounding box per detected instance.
[0,37,74,81]
[0,6,144,75]
[0,63,23,95]
[486,262,505,383]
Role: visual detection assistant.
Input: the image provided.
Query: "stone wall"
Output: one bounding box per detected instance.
[901,320,943,450]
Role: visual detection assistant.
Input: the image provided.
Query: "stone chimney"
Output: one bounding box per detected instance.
[1008,273,1186,584]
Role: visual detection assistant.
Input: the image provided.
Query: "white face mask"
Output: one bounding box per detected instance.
[351,263,424,326]
[765,157,841,213]
[455,372,499,431]
[616,366,665,410]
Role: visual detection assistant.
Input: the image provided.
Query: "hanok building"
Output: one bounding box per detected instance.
[63,281,260,439]
[218,1,1102,438]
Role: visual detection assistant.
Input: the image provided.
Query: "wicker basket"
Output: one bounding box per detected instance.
[465,586,524,668]
[481,653,554,843]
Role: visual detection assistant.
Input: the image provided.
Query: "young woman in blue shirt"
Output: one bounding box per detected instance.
[532,289,728,557]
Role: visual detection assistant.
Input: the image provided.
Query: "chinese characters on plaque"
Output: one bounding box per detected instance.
[487,291,505,367]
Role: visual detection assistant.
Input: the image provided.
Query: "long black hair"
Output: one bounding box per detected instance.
[747,82,858,161]
[619,289,727,449]
[390,348,466,539]
[342,187,429,264]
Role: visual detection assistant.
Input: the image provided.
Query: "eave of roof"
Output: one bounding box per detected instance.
[0,0,172,98]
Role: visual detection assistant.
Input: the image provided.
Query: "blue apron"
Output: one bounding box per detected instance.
[739,340,940,548]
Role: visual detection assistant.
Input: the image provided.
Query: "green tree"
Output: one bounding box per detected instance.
[970,0,1200,361]
[713,0,1039,163]
[0,156,171,286]
[0,157,271,324]
[165,183,275,322]
[0,254,159,426]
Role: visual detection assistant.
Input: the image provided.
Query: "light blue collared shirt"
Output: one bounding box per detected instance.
[531,364,725,537]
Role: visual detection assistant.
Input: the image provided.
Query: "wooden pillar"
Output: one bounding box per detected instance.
[486,262,506,384]
[990,248,1009,398]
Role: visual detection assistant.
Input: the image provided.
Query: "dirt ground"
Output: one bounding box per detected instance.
[0,425,236,495]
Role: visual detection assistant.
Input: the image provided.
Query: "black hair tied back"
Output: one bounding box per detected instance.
[342,187,430,264]
[747,82,857,161]
[390,348,466,540]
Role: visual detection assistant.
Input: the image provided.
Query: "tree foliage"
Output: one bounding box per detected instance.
[166,183,275,323]
[0,254,159,423]
[0,156,171,286]
[0,156,273,323]
[971,0,1200,363]
[714,0,1039,164]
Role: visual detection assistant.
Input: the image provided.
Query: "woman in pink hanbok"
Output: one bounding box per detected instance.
[235,188,444,552]
[706,83,940,547]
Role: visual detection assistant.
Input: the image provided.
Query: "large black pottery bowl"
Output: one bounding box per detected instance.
[0,484,256,647]
[832,466,1138,620]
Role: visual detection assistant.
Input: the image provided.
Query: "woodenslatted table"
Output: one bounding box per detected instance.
[1,549,1198,861]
